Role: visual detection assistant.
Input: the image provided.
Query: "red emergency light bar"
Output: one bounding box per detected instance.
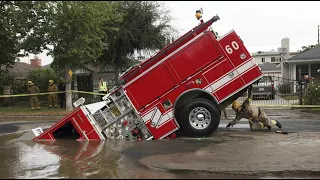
[120,15,220,83]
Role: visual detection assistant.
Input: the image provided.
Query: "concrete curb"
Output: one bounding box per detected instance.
[0,116,63,122]
[140,165,320,177]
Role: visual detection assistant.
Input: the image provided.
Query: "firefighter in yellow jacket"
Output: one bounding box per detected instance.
[27,81,41,110]
[226,86,282,130]
[48,80,58,108]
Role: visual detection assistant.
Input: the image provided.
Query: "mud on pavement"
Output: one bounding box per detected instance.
[138,130,320,178]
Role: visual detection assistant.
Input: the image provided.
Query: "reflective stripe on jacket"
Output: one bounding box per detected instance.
[99,81,107,91]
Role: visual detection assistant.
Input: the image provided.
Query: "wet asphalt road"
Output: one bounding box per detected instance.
[0,109,320,178]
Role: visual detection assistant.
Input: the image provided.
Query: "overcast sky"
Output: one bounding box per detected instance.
[20,1,320,65]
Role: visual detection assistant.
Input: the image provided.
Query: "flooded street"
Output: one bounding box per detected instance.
[0,133,242,179]
[0,131,317,179]
[1,109,320,179]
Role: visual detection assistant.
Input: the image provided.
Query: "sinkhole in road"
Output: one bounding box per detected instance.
[52,121,80,140]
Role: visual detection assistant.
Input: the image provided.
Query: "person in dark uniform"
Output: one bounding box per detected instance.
[58,78,66,108]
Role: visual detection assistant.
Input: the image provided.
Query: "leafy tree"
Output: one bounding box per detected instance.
[97,1,178,85]
[0,1,37,71]
[0,70,14,95]
[27,68,61,93]
[300,44,319,52]
[22,1,122,111]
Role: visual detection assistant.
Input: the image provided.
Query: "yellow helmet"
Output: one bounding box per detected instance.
[232,101,241,111]
[49,80,54,84]
[195,12,202,20]
[28,81,34,85]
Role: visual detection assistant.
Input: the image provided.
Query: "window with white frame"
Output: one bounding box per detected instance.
[261,57,265,63]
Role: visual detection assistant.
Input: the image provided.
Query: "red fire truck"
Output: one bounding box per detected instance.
[32,14,263,141]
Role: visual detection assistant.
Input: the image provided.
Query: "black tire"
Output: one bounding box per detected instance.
[180,98,220,137]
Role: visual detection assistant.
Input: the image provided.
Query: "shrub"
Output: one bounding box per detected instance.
[26,68,61,93]
[304,80,320,105]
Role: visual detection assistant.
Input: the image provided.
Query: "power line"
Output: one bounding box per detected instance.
[318,25,320,46]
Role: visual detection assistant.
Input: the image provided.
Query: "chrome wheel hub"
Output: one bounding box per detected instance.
[188,107,211,130]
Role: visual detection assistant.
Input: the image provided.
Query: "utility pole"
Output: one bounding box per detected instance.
[318,25,320,46]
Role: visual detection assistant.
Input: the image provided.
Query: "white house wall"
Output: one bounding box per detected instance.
[254,56,273,64]
[283,63,289,81]
[253,54,298,64]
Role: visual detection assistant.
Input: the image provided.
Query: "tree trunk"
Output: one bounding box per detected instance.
[114,65,120,86]
[65,63,73,112]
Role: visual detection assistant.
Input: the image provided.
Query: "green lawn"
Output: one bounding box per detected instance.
[0,107,70,116]
[281,95,299,101]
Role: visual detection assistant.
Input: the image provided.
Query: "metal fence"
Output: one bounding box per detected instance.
[236,76,320,107]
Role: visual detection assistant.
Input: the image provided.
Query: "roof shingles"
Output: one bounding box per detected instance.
[287,47,320,61]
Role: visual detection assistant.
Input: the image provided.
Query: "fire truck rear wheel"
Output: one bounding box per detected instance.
[180,98,220,137]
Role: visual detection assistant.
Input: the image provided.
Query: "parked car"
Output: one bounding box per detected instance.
[252,76,275,100]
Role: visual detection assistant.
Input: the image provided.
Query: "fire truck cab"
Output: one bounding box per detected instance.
[32,14,263,142]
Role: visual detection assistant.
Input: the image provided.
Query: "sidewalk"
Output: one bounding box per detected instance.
[139,131,320,176]
[0,107,69,122]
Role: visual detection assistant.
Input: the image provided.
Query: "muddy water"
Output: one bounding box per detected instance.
[0,133,314,179]
[0,133,239,179]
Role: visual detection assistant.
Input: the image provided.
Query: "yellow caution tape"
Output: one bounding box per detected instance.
[0,91,66,97]
[70,90,107,96]
[0,90,108,98]
[1,92,320,108]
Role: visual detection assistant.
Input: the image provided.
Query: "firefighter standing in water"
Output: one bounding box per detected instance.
[27,81,41,110]
[226,86,283,130]
[48,79,58,108]
[98,77,108,100]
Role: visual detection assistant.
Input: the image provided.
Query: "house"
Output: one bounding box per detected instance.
[287,46,320,92]
[6,57,43,80]
[72,50,155,93]
[252,51,299,65]
[252,37,300,81]
[72,65,120,93]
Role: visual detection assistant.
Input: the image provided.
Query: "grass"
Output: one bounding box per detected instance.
[0,107,70,116]
[281,95,299,101]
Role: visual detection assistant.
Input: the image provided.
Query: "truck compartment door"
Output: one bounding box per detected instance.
[218,30,252,68]
[125,63,178,110]
[216,30,263,101]
[168,33,223,81]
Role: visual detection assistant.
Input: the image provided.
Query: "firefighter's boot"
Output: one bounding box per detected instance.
[275,120,282,129]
